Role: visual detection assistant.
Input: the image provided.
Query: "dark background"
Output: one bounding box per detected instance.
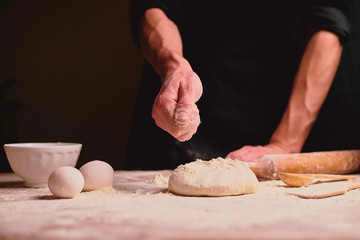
[0,0,143,171]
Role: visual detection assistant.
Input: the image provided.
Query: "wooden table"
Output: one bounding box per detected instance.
[1,171,360,240]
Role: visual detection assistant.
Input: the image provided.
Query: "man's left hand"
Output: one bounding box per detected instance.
[226,143,290,162]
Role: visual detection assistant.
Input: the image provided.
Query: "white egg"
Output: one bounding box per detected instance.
[48,166,84,198]
[79,160,114,191]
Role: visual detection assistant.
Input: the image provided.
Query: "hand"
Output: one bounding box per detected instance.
[152,59,203,142]
[226,143,290,162]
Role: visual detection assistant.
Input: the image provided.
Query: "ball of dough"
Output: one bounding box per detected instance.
[79,160,114,191]
[48,166,84,198]
[168,158,259,197]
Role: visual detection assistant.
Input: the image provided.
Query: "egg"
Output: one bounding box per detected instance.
[79,160,114,191]
[48,166,84,198]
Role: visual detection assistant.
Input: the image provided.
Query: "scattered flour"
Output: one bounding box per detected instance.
[0,171,359,240]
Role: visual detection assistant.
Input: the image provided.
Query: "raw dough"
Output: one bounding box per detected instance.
[48,166,84,198]
[168,158,258,197]
[79,160,114,191]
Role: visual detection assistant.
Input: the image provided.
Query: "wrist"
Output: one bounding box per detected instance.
[269,113,310,153]
[268,137,302,154]
[156,50,186,78]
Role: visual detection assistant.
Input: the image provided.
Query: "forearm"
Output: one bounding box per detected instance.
[139,8,185,79]
[270,30,343,153]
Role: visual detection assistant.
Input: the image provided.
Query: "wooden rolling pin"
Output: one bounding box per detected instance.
[249,150,360,180]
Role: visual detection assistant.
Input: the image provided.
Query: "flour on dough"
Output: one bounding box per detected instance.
[168,157,259,197]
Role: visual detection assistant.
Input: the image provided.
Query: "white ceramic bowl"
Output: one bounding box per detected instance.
[4,142,82,188]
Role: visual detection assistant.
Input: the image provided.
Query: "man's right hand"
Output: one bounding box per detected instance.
[138,8,203,141]
[152,58,203,142]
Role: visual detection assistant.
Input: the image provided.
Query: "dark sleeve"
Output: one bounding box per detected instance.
[129,0,182,46]
[300,0,351,44]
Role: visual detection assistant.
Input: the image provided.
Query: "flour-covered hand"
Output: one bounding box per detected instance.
[152,60,203,142]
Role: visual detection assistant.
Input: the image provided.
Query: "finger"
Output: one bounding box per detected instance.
[227,149,256,162]
[152,93,176,127]
[225,153,234,159]
[229,146,259,159]
[226,150,244,161]
[177,132,193,142]
[243,152,263,162]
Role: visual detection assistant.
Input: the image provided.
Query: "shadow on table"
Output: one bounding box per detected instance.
[112,185,169,195]
[0,180,24,188]
[36,195,59,200]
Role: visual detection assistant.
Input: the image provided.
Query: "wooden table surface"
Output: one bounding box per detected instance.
[1,171,360,240]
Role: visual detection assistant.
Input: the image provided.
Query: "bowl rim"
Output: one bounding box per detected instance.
[4,142,82,148]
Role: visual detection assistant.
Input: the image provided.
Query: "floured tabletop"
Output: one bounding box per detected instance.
[1,171,360,240]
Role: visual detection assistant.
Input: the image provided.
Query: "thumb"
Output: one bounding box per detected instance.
[173,73,202,125]
[174,100,196,125]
